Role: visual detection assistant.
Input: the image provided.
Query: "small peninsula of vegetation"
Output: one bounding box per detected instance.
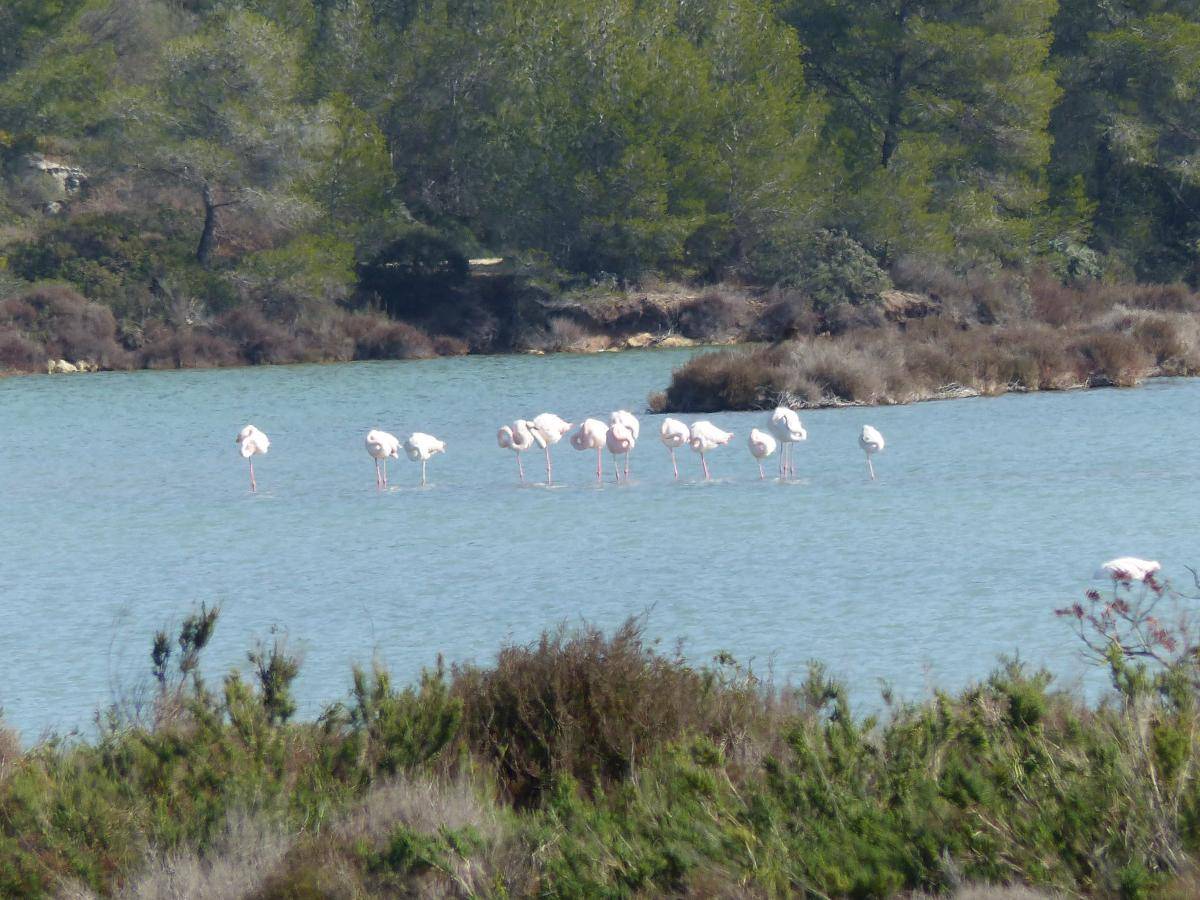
[1,0,1199,402]
[4,573,1200,898]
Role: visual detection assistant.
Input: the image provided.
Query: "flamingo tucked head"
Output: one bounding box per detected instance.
[859,425,885,453]
[366,429,401,460]
[236,424,269,457]
[610,409,640,440]
[769,406,807,443]
[689,421,733,452]
[748,428,777,460]
[531,413,573,446]
[571,418,608,451]
[659,417,690,449]
[1096,557,1161,583]
[404,432,446,461]
[606,421,634,454]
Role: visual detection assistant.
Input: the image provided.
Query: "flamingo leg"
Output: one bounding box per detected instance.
[625,448,631,478]
[867,453,876,481]
[544,445,552,485]
[374,458,381,488]
[421,459,427,486]
[670,448,678,479]
[249,458,256,493]
[383,458,389,486]
[702,454,710,480]
[759,460,765,480]
[517,452,525,482]
[596,448,602,482]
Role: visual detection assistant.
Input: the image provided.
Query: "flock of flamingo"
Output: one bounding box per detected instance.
[235,408,887,491]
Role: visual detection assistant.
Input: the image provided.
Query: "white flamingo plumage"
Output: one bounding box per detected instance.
[365,429,401,488]
[689,421,733,480]
[747,428,778,480]
[530,413,573,484]
[610,410,640,477]
[570,418,609,482]
[235,424,269,492]
[769,407,807,479]
[606,420,636,482]
[659,417,690,479]
[1096,557,1162,584]
[859,425,885,480]
[497,420,536,482]
[404,432,445,485]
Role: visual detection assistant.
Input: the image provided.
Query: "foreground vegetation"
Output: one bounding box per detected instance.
[5,576,1200,897]
[1,1,1199,381]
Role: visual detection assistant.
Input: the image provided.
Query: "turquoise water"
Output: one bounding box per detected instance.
[1,351,1197,738]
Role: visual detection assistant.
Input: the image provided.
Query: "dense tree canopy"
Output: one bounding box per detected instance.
[1,0,1198,357]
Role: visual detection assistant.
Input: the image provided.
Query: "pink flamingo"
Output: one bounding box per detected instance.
[235,424,269,492]
[570,418,609,482]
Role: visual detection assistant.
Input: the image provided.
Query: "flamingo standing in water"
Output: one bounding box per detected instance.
[365,429,401,488]
[606,420,636,482]
[689,421,733,480]
[859,425,885,480]
[570,418,609,482]
[1097,557,1162,584]
[530,413,573,484]
[235,424,269,492]
[404,432,445,485]
[610,410,640,477]
[747,428,777,480]
[659,418,690,479]
[497,420,536,482]
[769,407,807,479]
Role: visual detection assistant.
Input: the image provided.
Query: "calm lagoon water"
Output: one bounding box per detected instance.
[1,350,1197,737]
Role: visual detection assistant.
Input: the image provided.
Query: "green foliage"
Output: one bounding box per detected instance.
[777,228,893,312]
[1,0,1199,373]
[341,662,463,778]
[6,612,1200,896]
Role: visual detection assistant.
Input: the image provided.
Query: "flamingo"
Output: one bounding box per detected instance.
[859,425,885,480]
[610,410,640,477]
[497,420,536,482]
[689,421,733,480]
[365,429,401,488]
[404,432,445,485]
[769,407,807,479]
[530,413,573,484]
[747,428,778,480]
[570,418,609,482]
[235,424,269,492]
[606,420,636,482]
[1097,557,1162,584]
[659,418,690,479]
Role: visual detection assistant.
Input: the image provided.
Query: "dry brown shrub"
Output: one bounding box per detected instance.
[113,809,291,900]
[452,617,779,807]
[215,308,299,365]
[0,327,45,371]
[1129,314,1189,365]
[7,284,133,369]
[675,290,745,339]
[1074,331,1152,386]
[138,326,242,370]
[539,316,598,352]
[343,314,437,360]
[431,334,469,356]
[748,288,821,341]
[1030,272,1108,325]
